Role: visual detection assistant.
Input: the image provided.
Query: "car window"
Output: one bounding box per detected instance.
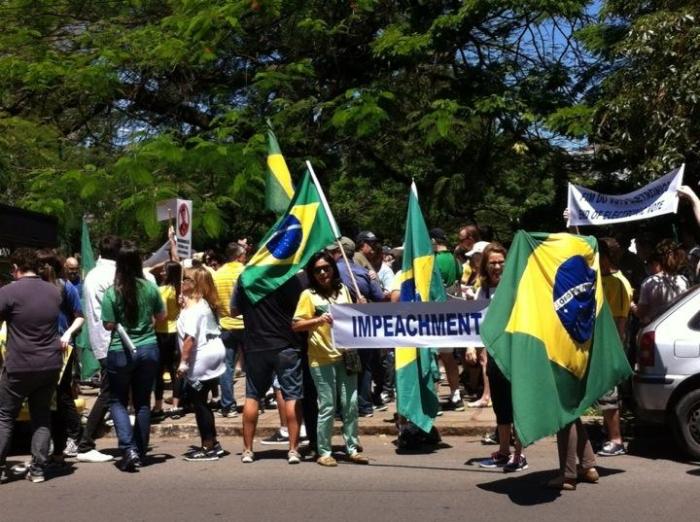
[649,284,699,323]
[690,310,700,331]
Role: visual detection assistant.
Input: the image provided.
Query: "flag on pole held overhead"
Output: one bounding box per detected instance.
[265,125,295,215]
[394,182,444,433]
[241,167,337,303]
[481,231,633,446]
[76,217,100,380]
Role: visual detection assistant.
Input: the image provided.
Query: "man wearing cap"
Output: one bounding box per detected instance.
[328,237,386,416]
[430,228,465,412]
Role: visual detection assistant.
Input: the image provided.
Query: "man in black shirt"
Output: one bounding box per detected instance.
[231,275,305,464]
[0,248,62,483]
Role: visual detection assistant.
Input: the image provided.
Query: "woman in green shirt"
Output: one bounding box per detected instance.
[101,241,165,472]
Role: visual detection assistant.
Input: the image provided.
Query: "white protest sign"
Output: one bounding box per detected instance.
[156,198,193,258]
[567,165,684,226]
[330,299,489,349]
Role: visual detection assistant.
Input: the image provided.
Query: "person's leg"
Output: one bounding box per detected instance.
[383,349,395,400]
[300,349,318,453]
[575,419,597,470]
[275,347,303,452]
[357,349,373,415]
[77,358,109,454]
[275,387,288,431]
[310,365,334,457]
[337,361,360,455]
[169,334,182,408]
[189,381,217,448]
[556,422,578,480]
[52,350,82,456]
[106,350,136,455]
[0,370,26,469]
[131,344,159,457]
[242,350,272,453]
[242,398,260,452]
[219,330,237,414]
[154,333,168,411]
[440,352,460,396]
[27,370,60,469]
[370,349,385,406]
[603,408,622,442]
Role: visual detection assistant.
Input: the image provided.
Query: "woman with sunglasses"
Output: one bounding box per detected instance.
[101,241,165,471]
[292,251,369,467]
[177,268,226,461]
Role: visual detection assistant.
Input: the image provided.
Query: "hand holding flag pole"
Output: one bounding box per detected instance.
[305,160,363,302]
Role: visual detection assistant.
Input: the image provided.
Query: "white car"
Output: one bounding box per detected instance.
[633,285,700,458]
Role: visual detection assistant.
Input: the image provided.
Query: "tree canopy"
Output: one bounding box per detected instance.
[0,0,696,251]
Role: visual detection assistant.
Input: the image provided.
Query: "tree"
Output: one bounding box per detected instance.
[0,0,596,249]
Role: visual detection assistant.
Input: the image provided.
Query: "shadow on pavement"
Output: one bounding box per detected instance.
[686,468,700,476]
[477,466,625,506]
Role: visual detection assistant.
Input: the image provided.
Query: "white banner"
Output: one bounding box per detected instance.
[330,300,489,349]
[567,165,684,226]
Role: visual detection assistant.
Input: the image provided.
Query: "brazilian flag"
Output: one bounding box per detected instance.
[481,231,632,446]
[394,182,444,433]
[241,168,336,303]
[265,125,294,215]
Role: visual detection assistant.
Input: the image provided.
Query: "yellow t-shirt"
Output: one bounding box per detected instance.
[154,285,179,334]
[294,285,352,367]
[214,261,244,330]
[602,271,633,319]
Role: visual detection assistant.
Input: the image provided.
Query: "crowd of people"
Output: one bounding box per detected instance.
[0,184,698,489]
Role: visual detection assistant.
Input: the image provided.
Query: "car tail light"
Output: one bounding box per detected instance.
[638,331,655,368]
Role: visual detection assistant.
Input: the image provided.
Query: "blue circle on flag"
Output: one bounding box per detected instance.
[552,255,596,344]
[267,214,303,259]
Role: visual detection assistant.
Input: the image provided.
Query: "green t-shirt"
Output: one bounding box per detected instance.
[101,279,164,351]
[435,251,460,287]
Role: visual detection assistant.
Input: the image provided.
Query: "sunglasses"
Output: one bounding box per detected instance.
[313,265,332,275]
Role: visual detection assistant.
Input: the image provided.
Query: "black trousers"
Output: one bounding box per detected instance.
[187,379,218,446]
[77,358,109,453]
[155,332,181,402]
[51,348,82,454]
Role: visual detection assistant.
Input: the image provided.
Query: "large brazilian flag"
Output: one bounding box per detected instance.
[481,231,632,446]
[241,168,336,303]
[394,182,444,433]
[265,126,294,215]
[75,218,100,380]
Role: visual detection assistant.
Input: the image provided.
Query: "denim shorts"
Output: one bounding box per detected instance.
[245,347,303,401]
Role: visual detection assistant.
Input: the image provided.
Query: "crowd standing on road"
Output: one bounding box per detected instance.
[0,185,699,489]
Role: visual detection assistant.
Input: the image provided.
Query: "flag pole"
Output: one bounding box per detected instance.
[306,160,363,301]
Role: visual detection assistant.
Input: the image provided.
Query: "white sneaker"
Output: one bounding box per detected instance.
[63,438,79,457]
[77,449,114,463]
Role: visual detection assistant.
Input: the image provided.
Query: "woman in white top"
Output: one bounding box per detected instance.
[636,239,689,325]
[177,267,226,461]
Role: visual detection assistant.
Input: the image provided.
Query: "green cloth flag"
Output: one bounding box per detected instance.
[394,182,444,433]
[75,218,100,380]
[481,231,633,446]
[265,126,294,214]
[241,168,336,303]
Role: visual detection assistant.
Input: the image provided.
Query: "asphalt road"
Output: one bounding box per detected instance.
[2,433,699,522]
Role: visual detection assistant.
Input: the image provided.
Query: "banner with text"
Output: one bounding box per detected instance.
[567,165,684,226]
[330,300,489,349]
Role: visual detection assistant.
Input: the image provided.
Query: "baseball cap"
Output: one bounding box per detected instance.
[466,241,490,257]
[356,231,378,244]
[326,236,355,257]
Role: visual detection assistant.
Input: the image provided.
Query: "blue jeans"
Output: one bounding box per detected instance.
[107,343,159,456]
[219,330,243,411]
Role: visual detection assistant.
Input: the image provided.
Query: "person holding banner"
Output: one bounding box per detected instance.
[292,251,369,467]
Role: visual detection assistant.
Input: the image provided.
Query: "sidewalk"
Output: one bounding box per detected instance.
[80,379,498,440]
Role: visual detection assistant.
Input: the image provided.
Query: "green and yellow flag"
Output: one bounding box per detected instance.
[266,126,294,215]
[241,168,336,303]
[76,217,100,380]
[395,182,444,433]
[481,231,632,446]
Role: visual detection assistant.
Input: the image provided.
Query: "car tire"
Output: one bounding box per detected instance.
[671,388,700,460]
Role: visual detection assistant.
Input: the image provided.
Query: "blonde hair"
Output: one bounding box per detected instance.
[185,267,221,315]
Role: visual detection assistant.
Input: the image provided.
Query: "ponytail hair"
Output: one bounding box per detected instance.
[187,267,221,317]
[36,248,64,287]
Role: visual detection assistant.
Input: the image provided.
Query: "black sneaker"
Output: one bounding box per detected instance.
[26,465,45,483]
[151,409,166,423]
[185,449,219,462]
[597,441,626,456]
[213,442,226,457]
[261,430,289,445]
[450,398,465,412]
[216,408,238,418]
[119,450,141,472]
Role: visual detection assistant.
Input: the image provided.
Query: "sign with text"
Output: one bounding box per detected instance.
[330,300,489,349]
[567,165,684,226]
